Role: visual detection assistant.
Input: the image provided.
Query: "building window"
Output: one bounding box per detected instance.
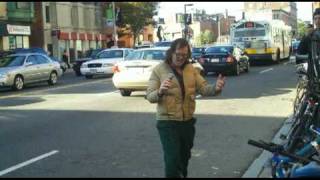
[16,36,23,48]
[8,36,16,50]
[45,5,50,23]
[16,2,30,9]
[71,6,78,27]
[95,9,100,27]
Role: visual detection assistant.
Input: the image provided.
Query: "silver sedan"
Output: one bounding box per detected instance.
[0,53,63,90]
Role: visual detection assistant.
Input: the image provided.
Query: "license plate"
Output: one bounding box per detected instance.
[90,69,97,73]
[211,58,219,63]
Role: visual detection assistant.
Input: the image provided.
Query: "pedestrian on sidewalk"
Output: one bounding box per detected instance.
[146,38,226,178]
[62,50,70,69]
[297,24,314,56]
[297,8,320,75]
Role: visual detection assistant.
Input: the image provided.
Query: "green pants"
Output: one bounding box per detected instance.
[156,118,196,178]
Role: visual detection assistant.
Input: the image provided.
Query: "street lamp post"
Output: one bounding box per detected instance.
[112,2,118,47]
[218,15,221,44]
[184,3,193,40]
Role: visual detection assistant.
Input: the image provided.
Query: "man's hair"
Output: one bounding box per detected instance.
[307,24,314,28]
[313,8,320,18]
[165,38,191,64]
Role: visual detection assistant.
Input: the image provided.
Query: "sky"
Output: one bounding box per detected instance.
[157,2,313,22]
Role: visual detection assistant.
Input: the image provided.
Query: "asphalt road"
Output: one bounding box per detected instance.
[0,61,299,177]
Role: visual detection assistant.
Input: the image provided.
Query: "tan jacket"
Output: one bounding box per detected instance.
[146,62,217,121]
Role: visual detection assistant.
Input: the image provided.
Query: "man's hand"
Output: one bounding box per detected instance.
[215,74,226,95]
[158,78,172,96]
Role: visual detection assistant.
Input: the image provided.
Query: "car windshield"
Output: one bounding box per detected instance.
[293,41,300,48]
[154,41,172,47]
[86,49,103,58]
[0,56,25,67]
[125,50,166,61]
[192,48,203,53]
[206,46,233,54]
[97,50,123,59]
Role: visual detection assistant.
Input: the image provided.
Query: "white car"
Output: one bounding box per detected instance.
[112,47,204,96]
[80,48,133,79]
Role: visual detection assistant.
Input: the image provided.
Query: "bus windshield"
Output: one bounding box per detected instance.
[234,29,266,37]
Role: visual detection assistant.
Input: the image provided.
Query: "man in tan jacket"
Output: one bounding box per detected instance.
[146,38,226,178]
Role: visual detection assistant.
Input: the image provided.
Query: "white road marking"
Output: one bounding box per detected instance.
[0,79,109,100]
[0,150,59,176]
[259,68,273,74]
[211,166,219,170]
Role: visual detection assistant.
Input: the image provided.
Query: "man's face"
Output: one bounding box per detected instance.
[172,46,189,68]
[314,14,320,29]
[307,27,314,35]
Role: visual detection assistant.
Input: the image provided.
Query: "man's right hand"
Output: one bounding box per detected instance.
[158,79,172,96]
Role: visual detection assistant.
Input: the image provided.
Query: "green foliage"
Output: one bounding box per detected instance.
[195,30,214,46]
[297,20,306,39]
[115,2,159,45]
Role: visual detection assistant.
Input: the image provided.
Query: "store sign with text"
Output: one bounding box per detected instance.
[7,25,31,35]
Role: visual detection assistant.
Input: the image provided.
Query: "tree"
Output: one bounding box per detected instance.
[297,20,306,40]
[115,2,159,46]
[195,30,214,46]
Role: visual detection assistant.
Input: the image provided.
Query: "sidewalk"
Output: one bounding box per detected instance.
[242,116,293,178]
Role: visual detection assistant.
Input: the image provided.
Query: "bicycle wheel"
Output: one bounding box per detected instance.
[293,83,307,115]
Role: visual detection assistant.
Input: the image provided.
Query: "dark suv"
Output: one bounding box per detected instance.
[72,48,104,76]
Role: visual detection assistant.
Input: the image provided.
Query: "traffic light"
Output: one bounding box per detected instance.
[185,13,192,25]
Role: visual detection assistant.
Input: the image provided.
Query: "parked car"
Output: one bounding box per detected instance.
[14,47,48,55]
[154,41,172,47]
[50,56,67,73]
[0,53,63,90]
[72,48,105,76]
[80,48,133,79]
[112,47,204,96]
[199,45,249,76]
[291,40,301,56]
[192,47,205,61]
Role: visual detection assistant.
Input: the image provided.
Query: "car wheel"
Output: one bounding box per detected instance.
[12,75,24,90]
[85,75,93,79]
[120,89,132,96]
[48,72,58,85]
[234,63,240,76]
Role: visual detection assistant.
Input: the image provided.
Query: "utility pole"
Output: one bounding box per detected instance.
[184,5,187,39]
[218,15,221,44]
[112,2,118,47]
[184,4,193,40]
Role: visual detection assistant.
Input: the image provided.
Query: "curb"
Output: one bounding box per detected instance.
[242,115,293,178]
